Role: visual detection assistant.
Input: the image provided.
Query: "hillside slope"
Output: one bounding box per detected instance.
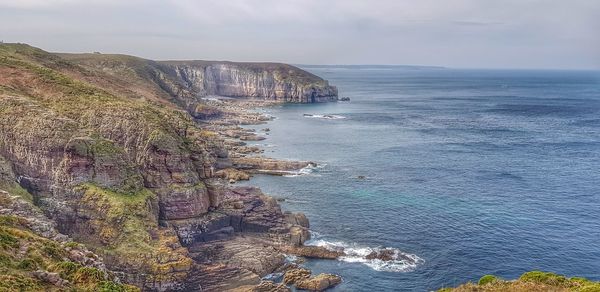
[0,43,316,291]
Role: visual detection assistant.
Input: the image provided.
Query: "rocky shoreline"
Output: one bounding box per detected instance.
[0,43,403,291]
[184,98,344,291]
[0,43,349,292]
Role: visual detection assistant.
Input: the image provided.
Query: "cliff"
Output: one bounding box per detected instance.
[58,53,338,119]
[0,43,318,291]
[163,61,338,103]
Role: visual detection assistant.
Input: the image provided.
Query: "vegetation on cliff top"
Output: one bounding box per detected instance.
[0,214,139,292]
[439,271,600,292]
[0,43,201,288]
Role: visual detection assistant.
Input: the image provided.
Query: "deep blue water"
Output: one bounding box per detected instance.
[242,68,600,291]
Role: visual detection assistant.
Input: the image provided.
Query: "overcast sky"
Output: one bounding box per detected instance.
[1,0,599,69]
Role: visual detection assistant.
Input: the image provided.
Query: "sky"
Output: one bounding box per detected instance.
[0,0,599,69]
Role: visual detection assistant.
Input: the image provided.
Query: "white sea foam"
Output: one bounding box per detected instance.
[283,163,326,177]
[262,272,283,281]
[304,236,424,272]
[303,114,347,120]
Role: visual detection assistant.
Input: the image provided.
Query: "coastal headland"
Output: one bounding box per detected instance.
[0,42,352,291]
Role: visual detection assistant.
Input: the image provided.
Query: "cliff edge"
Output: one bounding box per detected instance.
[0,43,326,291]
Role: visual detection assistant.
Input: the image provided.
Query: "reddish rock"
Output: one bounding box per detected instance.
[283,268,311,284]
[295,274,342,291]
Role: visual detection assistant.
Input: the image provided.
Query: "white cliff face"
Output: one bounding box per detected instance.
[165,62,338,103]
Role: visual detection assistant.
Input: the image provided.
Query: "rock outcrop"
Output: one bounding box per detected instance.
[283,268,342,291]
[164,61,338,103]
[0,190,138,291]
[0,43,340,291]
[59,53,338,122]
[278,245,344,260]
[295,274,342,291]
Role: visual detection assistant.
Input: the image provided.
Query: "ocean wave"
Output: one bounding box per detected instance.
[282,163,326,177]
[250,143,277,148]
[303,114,347,120]
[305,237,423,272]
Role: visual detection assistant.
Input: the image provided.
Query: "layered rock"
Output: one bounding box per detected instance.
[295,274,342,291]
[59,53,338,123]
[164,61,338,103]
[0,190,138,291]
[283,268,342,291]
[0,43,340,291]
[0,44,216,289]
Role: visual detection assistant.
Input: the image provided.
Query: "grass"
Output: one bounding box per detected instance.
[440,271,600,292]
[0,213,140,291]
[0,43,221,292]
[478,275,500,285]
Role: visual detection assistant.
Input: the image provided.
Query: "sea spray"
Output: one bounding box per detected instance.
[304,233,424,272]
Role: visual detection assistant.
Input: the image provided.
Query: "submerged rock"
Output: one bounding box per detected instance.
[365,248,396,261]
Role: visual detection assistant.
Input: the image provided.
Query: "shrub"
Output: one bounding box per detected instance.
[52,261,81,280]
[577,283,600,292]
[97,281,139,292]
[478,274,500,285]
[0,252,12,267]
[519,271,568,286]
[16,258,36,270]
[73,267,105,284]
[0,228,19,249]
[64,242,80,249]
[41,241,63,260]
[0,274,40,291]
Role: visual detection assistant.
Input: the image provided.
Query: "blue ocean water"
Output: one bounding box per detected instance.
[242,68,600,291]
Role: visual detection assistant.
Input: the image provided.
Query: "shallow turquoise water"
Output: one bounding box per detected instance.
[242,68,600,291]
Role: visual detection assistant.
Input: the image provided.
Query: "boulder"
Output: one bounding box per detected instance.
[365,249,396,261]
[283,268,311,284]
[295,274,342,291]
[289,226,310,246]
[34,270,69,287]
[284,212,309,228]
[215,168,251,182]
[251,280,290,292]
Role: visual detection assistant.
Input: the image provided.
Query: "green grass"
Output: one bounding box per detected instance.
[519,271,569,286]
[0,213,140,291]
[441,271,600,292]
[478,274,500,285]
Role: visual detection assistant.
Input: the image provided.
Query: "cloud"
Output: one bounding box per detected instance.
[0,0,598,69]
[0,0,127,8]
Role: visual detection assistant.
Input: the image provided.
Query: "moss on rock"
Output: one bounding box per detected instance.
[0,214,139,292]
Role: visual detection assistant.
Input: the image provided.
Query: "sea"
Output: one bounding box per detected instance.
[240,67,600,291]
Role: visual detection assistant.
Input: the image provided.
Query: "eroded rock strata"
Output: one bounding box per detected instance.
[0,43,338,291]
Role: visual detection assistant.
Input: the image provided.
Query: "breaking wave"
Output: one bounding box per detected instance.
[283,163,326,177]
[305,235,423,272]
[303,114,347,120]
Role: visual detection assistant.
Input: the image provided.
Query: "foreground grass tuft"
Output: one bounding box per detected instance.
[440,271,600,292]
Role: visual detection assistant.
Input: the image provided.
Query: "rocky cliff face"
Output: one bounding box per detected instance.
[165,61,338,103]
[0,43,319,291]
[57,54,338,121]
